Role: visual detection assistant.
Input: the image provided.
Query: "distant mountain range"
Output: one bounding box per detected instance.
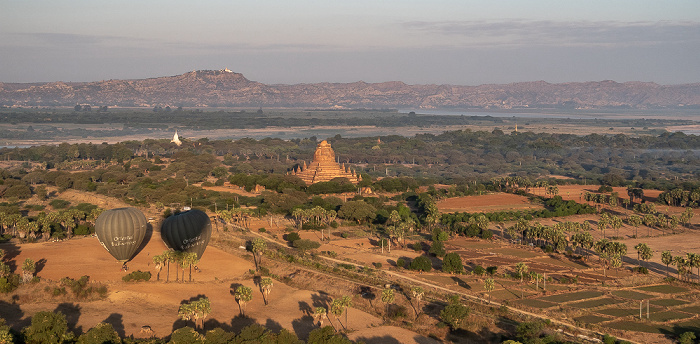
[1,69,700,110]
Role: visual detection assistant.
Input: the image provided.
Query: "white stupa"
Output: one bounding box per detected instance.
[171,131,182,146]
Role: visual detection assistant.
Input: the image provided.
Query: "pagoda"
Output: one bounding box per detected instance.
[292,140,359,185]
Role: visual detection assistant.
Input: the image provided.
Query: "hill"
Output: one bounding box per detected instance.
[1,69,700,109]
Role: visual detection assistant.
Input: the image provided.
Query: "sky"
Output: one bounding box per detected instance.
[1,0,699,85]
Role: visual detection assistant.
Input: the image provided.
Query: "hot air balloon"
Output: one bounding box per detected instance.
[95,207,148,266]
[160,209,212,259]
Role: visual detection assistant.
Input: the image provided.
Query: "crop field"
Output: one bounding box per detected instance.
[489,248,541,259]
[678,305,700,314]
[568,297,626,309]
[574,315,611,324]
[611,290,654,300]
[436,194,544,213]
[606,321,670,334]
[636,285,690,294]
[538,290,604,303]
[648,310,693,322]
[516,298,557,309]
[596,307,655,317]
[650,299,691,307]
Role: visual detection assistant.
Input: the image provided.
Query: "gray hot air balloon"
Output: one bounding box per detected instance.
[160,209,212,259]
[95,207,148,264]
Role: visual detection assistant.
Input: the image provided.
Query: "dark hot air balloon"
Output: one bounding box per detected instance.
[95,207,148,265]
[160,209,212,259]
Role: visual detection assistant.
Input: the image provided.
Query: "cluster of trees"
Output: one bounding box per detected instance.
[0,205,103,241]
[662,250,700,282]
[3,127,700,192]
[151,251,200,282]
[4,309,363,344]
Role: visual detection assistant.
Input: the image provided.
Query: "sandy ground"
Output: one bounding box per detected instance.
[0,234,399,340]
[437,193,544,213]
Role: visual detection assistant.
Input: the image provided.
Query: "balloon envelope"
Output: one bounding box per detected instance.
[160,209,212,259]
[95,207,148,263]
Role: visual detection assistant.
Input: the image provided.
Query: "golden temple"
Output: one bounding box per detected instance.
[292,140,359,185]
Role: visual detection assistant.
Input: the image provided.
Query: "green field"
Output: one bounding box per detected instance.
[490,248,540,259]
[516,298,557,309]
[538,290,604,303]
[491,289,536,300]
[568,297,625,309]
[650,299,691,307]
[611,290,653,300]
[678,305,700,314]
[574,315,611,324]
[606,321,669,334]
[648,310,692,322]
[635,285,689,294]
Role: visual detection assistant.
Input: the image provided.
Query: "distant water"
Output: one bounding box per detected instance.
[0,145,33,149]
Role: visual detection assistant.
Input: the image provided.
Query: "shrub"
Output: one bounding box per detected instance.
[373,262,382,269]
[442,253,464,274]
[49,199,71,209]
[284,232,301,242]
[634,266,649,274]
[258,227,266,233]
[412,242,422,251]
[410,256,432,272]
[122,270,151,282]
[0,275,20,293]
[341,232,349,238]
[330,221,339,228]
[486,266,498,275]
[73,224,92,236]
[472,266,485,276]
[396,258,406,268]
[388,305,408,319]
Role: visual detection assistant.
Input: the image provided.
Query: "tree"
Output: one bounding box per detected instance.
[307,326,353,344]
[662,250,673,276]
[515,262,529,282]
[338,200,377,225]
[260,277,273,305]
[23,311,74,344]
[293,239,321,256]
[251,238,266,270]
[410,256,432,272]
[152,254,165,281]
[338,295,352,330]
[627,214,642,238]
[234,285,253,316]
[440,295,470,331]
[313,307,327,327]
[442,252,463,274]
[429,240,446,257]
[679,331,696,344]
[410,287,424,318]
[381,288,395,316]
[178,297,211,330]
[22,258,36,283]
[169,326,205,344]
[77,323,121,344]
[484,278,495,304]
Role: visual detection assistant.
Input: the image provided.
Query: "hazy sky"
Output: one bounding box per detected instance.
[1,0,699,85]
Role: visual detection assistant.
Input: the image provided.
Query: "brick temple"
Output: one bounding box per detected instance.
[291,140,359,185]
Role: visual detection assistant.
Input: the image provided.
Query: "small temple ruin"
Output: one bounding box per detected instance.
[291,140,359,185]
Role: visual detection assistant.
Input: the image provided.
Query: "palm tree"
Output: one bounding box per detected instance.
[484,278,495,304]
[410,287,424,318]
[330,299,345,331]
[260,277,273,305]
[515,262,528,282]
[313,307,327,327]
[234,285,253,316]
[178,297,211,330]
[661,251,673,277]
[673,256,687,281]
[381,288,395,317]
[185,252,199,282]
[339,295,352,330]
[627,215,642,238]
[152,254,165,281]
[21,258,36,283]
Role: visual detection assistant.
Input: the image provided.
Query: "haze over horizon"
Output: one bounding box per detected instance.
[1,0,699,86]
